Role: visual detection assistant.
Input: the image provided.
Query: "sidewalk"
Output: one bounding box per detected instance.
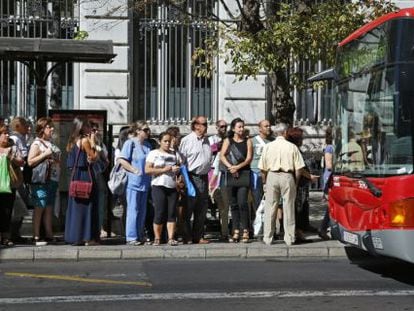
[0,192,348,261]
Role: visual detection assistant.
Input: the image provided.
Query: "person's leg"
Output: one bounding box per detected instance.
[152,186,166,244]
[237,186,249,230]
[166,187,178,242]
[0,193,15,245]
[33,207,44,240]
[191,175,209,243]
[125,189,138,242]
[227,186,240,238]
[237,186,250,241]
[214,187,229,239]
[43,207,54,239]
[136,191,148,242]
[280,173,297,245]
[263,172,280,245]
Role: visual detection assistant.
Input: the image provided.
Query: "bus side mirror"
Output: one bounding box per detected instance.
[308,68,338,82]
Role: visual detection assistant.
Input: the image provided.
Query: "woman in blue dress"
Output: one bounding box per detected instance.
[118,121,151,245]
[65,117,99,246]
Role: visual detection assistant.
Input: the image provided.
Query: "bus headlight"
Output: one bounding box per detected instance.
[390,198,414,227]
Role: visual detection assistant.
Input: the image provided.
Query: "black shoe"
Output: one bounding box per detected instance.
[318,231,330,241]
[294,237,313,245]
[11,236,27,244]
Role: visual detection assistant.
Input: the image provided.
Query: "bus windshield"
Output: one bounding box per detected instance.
[334,19,414,177]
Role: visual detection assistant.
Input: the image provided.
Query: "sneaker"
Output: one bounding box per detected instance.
[35,239,47,246]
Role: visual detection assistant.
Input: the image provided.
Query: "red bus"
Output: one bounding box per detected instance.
[319,8,414,263]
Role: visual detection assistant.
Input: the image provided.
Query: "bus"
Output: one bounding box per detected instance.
[316,8,414,263]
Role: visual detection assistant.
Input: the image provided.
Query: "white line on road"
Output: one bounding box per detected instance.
[1,290,414,304]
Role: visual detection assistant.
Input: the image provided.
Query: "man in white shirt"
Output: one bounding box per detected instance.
[250,120,273,235]
[179,116,212,244]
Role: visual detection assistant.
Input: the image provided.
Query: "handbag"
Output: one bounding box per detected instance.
[30,140,52,184]
[107,162,127,196]
[68,145,93,200]
[31,161,50,184]
[9,160,23,188]
[224,169,251,188]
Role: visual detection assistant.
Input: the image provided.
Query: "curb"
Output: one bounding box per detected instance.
[0,241,347,261]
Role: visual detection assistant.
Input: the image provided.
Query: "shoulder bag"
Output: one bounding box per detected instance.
[9,160,23,188]
[107,141,136,196]
[107,162,127,196]
[68,145,93,200]
[30,140,51,184]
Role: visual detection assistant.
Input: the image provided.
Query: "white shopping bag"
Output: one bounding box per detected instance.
[253,196,265,236]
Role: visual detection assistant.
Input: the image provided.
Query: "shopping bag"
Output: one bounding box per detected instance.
[0,155,11,193]
[253,196,265,236]
[179,165,196,197]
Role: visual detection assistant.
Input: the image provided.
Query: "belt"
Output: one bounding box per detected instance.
[272,170,293,174]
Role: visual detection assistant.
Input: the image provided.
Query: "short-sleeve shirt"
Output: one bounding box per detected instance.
[179,132,212,175]
[146,149,179,188]
[119,138,151,192]
[31,138,61,182]
[258,136,305,173]
[251,135,274,172]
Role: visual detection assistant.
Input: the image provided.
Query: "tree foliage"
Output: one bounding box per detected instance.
[220,0,396,88]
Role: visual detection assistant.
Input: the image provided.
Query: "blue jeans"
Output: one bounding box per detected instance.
[126,189,148,242]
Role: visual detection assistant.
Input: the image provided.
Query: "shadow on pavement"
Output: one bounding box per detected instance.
[345,246,414,286]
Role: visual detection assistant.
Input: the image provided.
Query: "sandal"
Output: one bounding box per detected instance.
[242,230,249,243]
[168,239,178,246]
[153,239,161,246]
[231,230,240,243]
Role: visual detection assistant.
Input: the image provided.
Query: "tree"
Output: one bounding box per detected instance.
[212,0,396,124]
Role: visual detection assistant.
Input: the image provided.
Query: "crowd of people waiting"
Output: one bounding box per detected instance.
[0,114,332,247]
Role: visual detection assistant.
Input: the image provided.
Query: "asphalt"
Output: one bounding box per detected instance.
[0,191,349,261]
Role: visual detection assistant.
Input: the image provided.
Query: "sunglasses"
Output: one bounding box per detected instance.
[219,125,227,129]
[142,128,150,132]
[198,122,208,127]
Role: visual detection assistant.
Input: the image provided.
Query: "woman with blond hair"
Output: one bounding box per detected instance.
[118,121,152,245]
[28,117,61,246]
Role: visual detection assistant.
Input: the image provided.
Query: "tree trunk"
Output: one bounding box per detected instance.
[267,70,295,125]
[240,0,263,33]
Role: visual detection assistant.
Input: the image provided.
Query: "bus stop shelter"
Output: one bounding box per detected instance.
[0,37,116,118]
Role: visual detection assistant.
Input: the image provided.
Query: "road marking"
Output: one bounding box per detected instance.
[0,290,414,304]
[4,272,152,287]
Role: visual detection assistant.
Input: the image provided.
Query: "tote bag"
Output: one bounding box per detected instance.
[107,162,127,196]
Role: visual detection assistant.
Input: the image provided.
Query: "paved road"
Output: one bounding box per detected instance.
[0,256,414,310]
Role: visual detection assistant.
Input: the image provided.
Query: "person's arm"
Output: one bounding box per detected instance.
[81,137,98,162]
[325,151,333,171]
[27,142,52,167]
[118,140,140,174]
